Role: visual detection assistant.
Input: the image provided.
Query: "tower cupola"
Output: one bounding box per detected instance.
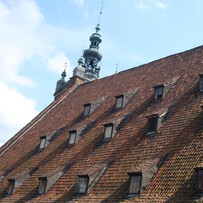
[83,23,103,79]
[73,56,86,79]
[55,69,66,93]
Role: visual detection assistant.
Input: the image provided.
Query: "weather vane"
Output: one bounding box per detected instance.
[64,62,67,71]
[115,62,119,74]
[98,2,104,24]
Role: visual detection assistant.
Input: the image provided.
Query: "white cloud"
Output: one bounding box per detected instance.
[46,53,73,77]
[71,0,84,7]
[0,0,91,87]
[151,0,168,9]
[0,81,38,144]
[135,0,168,10]
[135,0,148,10]
[0,0,46,86]
[0,0,93,146]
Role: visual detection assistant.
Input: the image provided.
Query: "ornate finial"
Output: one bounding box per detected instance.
[78,56,84,65]
[61,62,67,78]
[98,2,104,25]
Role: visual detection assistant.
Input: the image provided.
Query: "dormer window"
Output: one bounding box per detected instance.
[129,173,142,195]
[115,95,124,109]
[7,179,15,195]
[154,85,164,99]
[197,169,203,193]
[84,104,91,116]
[76,176,89,194]
[104,124,113,139]
[39,136,46,149]
[199,74,203,92]
[38,177,47,195]
[69,131,76,145]
[147,116,158,133]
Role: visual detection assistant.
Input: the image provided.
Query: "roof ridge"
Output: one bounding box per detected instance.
[74,45,203,89]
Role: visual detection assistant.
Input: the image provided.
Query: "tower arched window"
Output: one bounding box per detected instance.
[90,60,94,66]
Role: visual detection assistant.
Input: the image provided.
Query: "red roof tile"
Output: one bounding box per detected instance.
[0,46,203,202]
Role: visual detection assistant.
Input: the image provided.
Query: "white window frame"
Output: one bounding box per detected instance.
[39,136,46,149]
[115,95,124,109]
[84,104,91,116]
[129,173,142,195]
[69,131,77,145]
[76,176,89,194]
[154,85,164,99]
[104,124,113,139]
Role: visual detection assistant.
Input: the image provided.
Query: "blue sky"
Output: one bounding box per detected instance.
[0,0,203,146]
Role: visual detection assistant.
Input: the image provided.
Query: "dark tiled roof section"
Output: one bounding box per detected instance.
[0,46,203,202]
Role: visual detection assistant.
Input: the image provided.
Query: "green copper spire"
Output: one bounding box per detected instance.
[78,56,84,66]
[95,24,100,33]
[83,5,103,78]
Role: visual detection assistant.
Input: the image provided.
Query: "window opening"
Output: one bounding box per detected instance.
[69,131,76,144]
[197,169,203,193]
[129,173,142,195]
[90,60,94,66]
[104,124,113,139]
[154,86,163,99]
[84,104,91,116]
[200,75,203,92]
[38,177,47,195]
[39,137,46,149]
[115,95,124,108]
[7,179,15,195]
[148,117,158,133]
[76,176,89,194]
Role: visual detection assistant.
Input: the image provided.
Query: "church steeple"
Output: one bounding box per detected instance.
[82,5,103,79]
[83,23,103,79]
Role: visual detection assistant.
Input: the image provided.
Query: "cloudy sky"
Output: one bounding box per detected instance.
[0,0,203,146]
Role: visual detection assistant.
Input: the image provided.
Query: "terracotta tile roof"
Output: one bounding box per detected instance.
[0,46,203,202]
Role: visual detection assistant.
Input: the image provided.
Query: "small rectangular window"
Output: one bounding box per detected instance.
[38,177,47,195]
[104,124,113,139]
[7,179,15,195]
[197,169,203,193]
[199,75,203,92]
[69,131,76,144]
[129,173,142,195]
[148,117,158,133]
[84,104,91,116]
[115,95,123,108]
[154,86,163,99]
[76,176,89,194]
[39,137,46,149]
